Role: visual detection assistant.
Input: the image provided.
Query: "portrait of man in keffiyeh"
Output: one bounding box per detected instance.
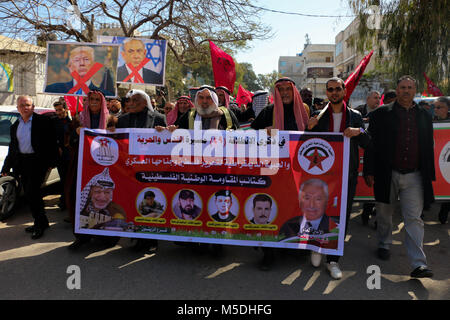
[79,168,128,231]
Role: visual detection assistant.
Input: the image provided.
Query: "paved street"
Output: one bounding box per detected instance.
[0,193,448,301]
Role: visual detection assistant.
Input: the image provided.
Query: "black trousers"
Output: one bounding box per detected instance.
[16,154,49,228]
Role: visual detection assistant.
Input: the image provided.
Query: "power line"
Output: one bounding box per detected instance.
[249,4,356,18]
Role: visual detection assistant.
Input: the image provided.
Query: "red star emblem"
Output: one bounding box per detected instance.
[305,148,327,170]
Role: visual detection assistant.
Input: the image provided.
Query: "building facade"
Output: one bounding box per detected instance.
[0,35,54,107]
[278,44,335,100]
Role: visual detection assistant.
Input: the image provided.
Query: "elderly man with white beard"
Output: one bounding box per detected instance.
[170,85,239,257]
[173,85,239,130]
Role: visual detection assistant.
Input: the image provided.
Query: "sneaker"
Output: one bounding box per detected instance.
[410,266,433,278]
[310,251,322,267]
[326,262,343,279]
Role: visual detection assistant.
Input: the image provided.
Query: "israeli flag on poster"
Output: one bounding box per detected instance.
[97,35,167,86]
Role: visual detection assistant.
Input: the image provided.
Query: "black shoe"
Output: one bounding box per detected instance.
[68,237,90,251]
[377,248,390,260]
[26,223,49,234]
[132,239,158,253]
[31,227,46,239]
[100,236,120,249]
[259,248,274,271]
[410,266,433,278]
[438,209,448,224]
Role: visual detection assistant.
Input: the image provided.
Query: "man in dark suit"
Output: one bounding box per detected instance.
[45,46,114,97]
[279,179,339,240]
[364,75,435,278]
[117,39,163,85]
[116,89,166,129]
[1,96,58,239]
[116,89,166,252]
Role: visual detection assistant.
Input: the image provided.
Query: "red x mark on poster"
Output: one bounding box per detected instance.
[67,62,104,95]
[122,57,150,83]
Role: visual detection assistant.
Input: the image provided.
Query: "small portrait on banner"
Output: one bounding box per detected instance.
[172,189,202,220]
[136,188,166,218]
[208,190,239,223]
[79,168,128,231]
[245,193,277,225]
[279,178,339,240]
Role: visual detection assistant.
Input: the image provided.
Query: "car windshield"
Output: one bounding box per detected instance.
[0,112,20,146]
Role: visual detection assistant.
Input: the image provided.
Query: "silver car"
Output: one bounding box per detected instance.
[0,105,60,220]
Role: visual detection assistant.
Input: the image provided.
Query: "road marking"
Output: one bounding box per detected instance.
[281,269,302,285]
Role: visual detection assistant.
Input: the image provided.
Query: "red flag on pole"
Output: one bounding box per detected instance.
[236,84,253,107]
[209,41,236,93]
[344,50,374,102]
[423,72,443,97]
[64,96,83,116]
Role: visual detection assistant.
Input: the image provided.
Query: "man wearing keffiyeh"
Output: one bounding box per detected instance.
[166,96,194,126]
[79,168,127,231]
[174,85,239,130]
[251,77,310,131]
[250,77,310,271]
[307,77,370,279]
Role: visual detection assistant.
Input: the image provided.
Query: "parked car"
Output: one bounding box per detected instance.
[0,105,60,220]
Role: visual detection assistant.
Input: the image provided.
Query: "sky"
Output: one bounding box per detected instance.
[234,0,356,75]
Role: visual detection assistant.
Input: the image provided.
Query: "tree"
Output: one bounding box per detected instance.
[348,0,450,93]
[0,0,271,66]
[257,71,281,91]
[235,62,260,93]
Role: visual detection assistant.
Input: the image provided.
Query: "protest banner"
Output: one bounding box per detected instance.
[354,123,450,201]
[97,36,166,86]
[75,129,350,255]
[44,42,119,97]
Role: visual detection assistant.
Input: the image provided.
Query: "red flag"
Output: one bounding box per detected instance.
[236,84,253,107]
[423,72,443,97]
[344,50,374,102]
[209,41,236,93]
[64,96,83,116]
[379,94,384,106]
[421,90,428,97]
[268,93,274,104]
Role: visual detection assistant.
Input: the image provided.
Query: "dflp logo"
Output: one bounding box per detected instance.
[298,138,335,175]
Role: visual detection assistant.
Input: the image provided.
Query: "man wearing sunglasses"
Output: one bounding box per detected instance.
[433,97,450,121]
[307,77,370,279]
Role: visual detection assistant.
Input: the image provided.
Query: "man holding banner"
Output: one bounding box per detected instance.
[307,77,370,279]
[364,75,435,278]
[250,77,309,271]
[175,85,239,130]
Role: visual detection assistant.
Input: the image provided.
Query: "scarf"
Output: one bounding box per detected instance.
[328,101,347,132]
[79,90,109,129]
[166,96,194,125]
[216,86,230,108]
[273,79,308,131]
